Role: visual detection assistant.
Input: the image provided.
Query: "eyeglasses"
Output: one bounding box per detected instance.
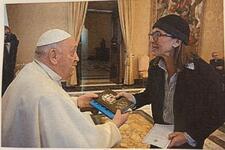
[149,31,174,41]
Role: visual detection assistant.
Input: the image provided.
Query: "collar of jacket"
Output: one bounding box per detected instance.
[149,56,196,71]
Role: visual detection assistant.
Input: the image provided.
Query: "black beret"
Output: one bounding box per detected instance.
[153,14,190,45]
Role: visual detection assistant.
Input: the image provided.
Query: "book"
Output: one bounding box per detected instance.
[90,89,135,119]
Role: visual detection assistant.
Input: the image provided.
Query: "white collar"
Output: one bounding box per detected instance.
[185,62,195,70]
[34,59,62,85]
[158,59,195,71]
[158,60,167,72]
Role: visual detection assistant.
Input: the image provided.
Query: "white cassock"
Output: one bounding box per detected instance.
[2,60,121,148]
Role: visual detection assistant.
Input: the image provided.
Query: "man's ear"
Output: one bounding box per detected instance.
[48,48,58,65]
[172,39,182,48]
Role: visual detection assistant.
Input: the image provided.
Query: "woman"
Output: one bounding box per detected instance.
[117,14,224,148]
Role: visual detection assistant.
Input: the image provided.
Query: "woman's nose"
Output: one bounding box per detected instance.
[149,35,156,43]
[74,51,79,63]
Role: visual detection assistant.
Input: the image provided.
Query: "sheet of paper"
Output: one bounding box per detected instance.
[143,123,174,148]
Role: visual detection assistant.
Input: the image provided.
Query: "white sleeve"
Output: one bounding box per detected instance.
[132,95,137,104]
[184,132,197,147]
[38,95,121,148]
[71,96,78,107]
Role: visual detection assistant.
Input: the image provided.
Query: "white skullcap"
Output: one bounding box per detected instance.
[36,29,71,47]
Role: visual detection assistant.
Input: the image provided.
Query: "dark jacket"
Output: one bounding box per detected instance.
[2,33,19,96]
[210,58,225,83]
[134,56,225,148]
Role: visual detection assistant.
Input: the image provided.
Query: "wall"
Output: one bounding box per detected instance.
[132,0,151,79]
[7,2,68,64]
[200,0,224,62]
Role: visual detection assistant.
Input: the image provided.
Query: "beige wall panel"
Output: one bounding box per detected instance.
[7,3,68,64]
[132,0,151,79]
[200,0,224,62]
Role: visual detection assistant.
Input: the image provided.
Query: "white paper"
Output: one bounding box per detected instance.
[143,123,174,148]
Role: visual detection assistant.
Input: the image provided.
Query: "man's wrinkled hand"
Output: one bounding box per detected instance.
[167,132,187,148]
[77,93,98,108]
[112,109,129,128]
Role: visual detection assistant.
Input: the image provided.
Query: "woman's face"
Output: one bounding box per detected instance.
[150,28,177,57]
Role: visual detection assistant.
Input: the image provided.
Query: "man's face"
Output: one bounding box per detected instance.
[57,37,79,80]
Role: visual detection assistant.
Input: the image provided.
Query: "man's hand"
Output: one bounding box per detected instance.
[116,92,135,103]
[112,109,129,128]
[77,93,98,108]
[167,132,187,148]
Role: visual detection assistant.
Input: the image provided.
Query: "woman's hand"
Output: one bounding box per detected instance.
[167,132,187,148]
[116,92,135,103]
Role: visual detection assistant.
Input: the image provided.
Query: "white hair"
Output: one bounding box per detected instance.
[34,43,59,59]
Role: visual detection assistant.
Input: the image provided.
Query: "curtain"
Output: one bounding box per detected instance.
[67,2,88,86]
[224,0,225,71]
[118,0,134,85]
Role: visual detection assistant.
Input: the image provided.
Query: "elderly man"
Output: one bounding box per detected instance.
[2,29,128,148]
